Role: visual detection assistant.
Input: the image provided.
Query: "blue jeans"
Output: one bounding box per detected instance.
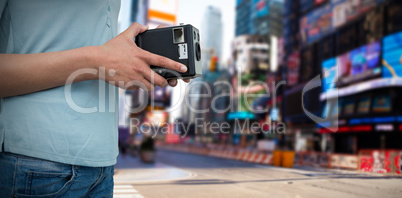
[0,152,114,197]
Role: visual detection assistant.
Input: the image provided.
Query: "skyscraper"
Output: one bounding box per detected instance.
[201,6,223,70]
[235,0,284,37]
[235,0,253,36]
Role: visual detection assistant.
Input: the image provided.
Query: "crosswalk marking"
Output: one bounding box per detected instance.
[113,184,144,198]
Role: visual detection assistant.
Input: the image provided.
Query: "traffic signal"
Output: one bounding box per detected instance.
[210,56,218,72]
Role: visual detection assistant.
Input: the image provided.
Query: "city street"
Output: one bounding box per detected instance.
[113,150,402,198]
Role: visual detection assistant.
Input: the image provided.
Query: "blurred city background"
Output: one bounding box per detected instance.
[113,0,402,197]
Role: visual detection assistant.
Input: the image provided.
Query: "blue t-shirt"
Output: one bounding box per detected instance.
[0,0,121,167]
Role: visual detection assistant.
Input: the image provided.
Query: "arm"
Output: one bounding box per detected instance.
[0,23,187,98]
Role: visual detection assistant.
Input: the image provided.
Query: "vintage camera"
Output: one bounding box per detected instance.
[135,24,202,80]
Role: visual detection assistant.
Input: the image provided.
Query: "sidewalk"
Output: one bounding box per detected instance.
[113,153,192,184]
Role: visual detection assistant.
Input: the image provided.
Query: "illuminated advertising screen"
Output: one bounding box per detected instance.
[331,41,381,87]
[315,0,328,5]
[144,111,168,125]
[382,31,402,78]
[287,51,300,86]
[372,94,391,113]
[357,96,371,114]
[337,52,351,79]
[343,99,355,115]
[322,102,331,118]
[300,0,315,14]
[330,99,341,117]
[332,0,378,28]
[148,0,178,26]
[350,41,381,76]
[322,58,338,94]
[150,86,172,107]
[253,0,269,18]
[300,3,332,44]
[332,0,348,28]
[301,0,379,45]
[270,107,280,122]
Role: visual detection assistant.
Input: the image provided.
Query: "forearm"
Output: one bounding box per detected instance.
[0,23,190,98]
[0,46,102,97]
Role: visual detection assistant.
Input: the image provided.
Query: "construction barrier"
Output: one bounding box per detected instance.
[156,143,401,174]
[329,154,359,169]
[282,151,295,168]
[297,152,330,168]
[359,149,401,174]
[272,150,295,168]
[273,150,282,167]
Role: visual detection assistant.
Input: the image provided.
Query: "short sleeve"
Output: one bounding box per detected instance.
[0,0,7,20]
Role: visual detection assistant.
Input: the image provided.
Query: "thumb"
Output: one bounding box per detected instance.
[123,22,148,38]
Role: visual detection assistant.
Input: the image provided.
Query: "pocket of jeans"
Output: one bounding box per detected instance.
[15,169,75,198]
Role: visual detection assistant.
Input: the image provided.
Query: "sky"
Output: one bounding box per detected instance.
[177,0,235,62]
[118,0,236,62]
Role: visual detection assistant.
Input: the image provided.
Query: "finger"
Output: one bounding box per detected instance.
[126,86,140,91]
[141,50,187,73]
[134,61,168,87]
[139,77,155,92]
[168,79,178,87]
[142,69,168,88]
[123,22,148,38]
[183,79,191,83]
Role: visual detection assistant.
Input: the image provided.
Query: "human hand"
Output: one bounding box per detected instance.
[155,25,191,87]
[99,23,188,91]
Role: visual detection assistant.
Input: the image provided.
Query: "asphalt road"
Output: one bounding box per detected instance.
[115,150,402,198]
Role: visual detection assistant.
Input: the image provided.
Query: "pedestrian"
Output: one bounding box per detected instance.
[0,1,189,197]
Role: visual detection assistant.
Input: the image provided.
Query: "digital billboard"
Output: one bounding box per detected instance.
[300,0,315,14]
[330,99,341,117]
[144,111,168,125]
[332,0,348,28]
[322,58,338,94]
[357,96,371,114]
[150,86,172,107]
[382,31,402,78]
[349,41,381,78]
[323,41,381,90]
[337,51,351,79]
[148,0,178,27]
[322,102,331,118]
[332,0,378,29]
[372,94,391,113]
[301,0,380,45]
[287,51,300,86]
[300,3,332,44]
[315,0,328,6]
[253,0,269,18]
[343,98,355,115]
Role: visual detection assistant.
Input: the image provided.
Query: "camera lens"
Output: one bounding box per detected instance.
[195,42,201,61]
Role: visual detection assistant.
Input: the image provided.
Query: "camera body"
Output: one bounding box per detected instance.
[135,24,202,80]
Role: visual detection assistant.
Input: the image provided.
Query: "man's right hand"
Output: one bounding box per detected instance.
[98,23,188,91]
